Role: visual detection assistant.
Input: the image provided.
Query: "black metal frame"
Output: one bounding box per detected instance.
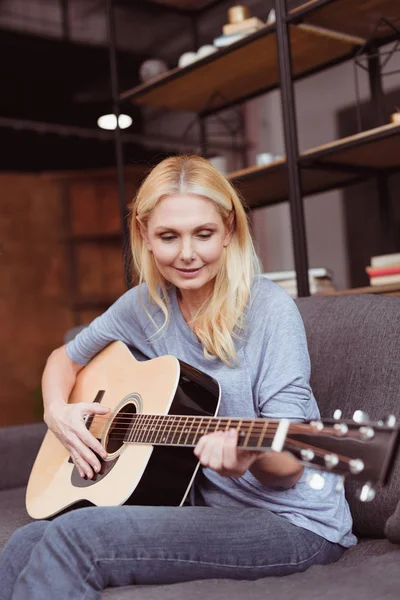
[107,0,400,296]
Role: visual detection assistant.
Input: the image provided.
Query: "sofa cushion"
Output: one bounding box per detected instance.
[385,499,400,544]
[295,295,400,538]
[100,539,400,600]
[0,423,47,490]
[0,487,32,549]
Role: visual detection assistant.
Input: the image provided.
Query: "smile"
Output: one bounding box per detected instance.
[175,266,203,278]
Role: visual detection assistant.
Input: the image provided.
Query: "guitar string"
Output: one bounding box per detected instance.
[89,414,332,431]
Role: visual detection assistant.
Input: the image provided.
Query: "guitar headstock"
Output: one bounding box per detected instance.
[282,411,400,502]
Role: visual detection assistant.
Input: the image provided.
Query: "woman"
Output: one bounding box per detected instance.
[0,155,356,599]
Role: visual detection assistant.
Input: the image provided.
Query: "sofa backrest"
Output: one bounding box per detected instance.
[296,294,400,538]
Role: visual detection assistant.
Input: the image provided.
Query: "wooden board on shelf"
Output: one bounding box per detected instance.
[291,0,400,42]
[144,0,214,8]
[302,122,400,169]
[122,24,361,112]
[229,123,400,208]
[229,159,360,208]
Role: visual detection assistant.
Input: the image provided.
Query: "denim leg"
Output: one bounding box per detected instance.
[9,506,345,600]
[0,520,49,600]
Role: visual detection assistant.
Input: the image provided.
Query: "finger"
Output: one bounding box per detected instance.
[70,452,88,479]
[194,433,208,457]
[70,436,102,477]
[222,429,239,471]
[76,424,107,460]
[205,432,225,472]
[81,403,110,415]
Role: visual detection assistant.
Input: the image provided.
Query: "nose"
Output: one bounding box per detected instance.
[180,237,195,262]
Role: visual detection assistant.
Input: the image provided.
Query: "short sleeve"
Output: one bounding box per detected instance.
[65,285,149,366]
[250,279,319,423]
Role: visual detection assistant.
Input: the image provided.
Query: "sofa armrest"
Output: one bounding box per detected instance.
[0,423,47,491]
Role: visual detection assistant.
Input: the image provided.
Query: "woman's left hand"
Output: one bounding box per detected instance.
[194,429,261,478]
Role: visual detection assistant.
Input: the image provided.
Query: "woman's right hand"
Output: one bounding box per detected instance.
[44,402,110,479]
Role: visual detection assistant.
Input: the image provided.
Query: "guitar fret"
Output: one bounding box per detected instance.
[165,416,178,445]
[236,419,244,446]
[184,417,195,445]
[147,415,158,444]
[156,415,170,445]
[257,420,269,448]
[138,414,151,443]
[242,420,253,448]
[127,414,141,443]
[193,417,206,444]
[176,416,189,445]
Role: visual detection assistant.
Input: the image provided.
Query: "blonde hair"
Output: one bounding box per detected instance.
[130,154,261,366]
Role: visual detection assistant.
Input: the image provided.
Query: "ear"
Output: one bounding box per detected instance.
[137,217,152,251]
[223,212,235,247]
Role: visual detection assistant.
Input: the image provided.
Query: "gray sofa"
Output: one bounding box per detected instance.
[1,294,400,599]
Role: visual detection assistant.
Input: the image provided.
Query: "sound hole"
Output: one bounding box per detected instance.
[106,402,137,454]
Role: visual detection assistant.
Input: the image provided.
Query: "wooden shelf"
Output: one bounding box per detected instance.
[228,123,400,208]
[143,0,214,8]
[291,0,400,43]
[301,122,400,169]
[121,23,361,113]
[229,159,360,209]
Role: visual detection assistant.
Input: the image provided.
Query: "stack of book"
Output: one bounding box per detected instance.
[263,268,336,298]
[366,253,400,286]
[213,12,266,48]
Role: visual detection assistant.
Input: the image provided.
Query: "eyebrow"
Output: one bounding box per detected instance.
[154,222,219,233]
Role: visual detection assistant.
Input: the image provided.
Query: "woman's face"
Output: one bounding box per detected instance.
[141,193,233,296]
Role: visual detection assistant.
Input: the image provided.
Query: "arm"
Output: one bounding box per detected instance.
[195,282,315,488]
[43,346,109,479]
[194,429,303,490]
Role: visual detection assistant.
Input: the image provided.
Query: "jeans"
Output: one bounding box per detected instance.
[0,505,345,600]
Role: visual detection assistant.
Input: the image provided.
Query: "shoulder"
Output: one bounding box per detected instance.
[249,275,299,316]
[245,276,305,336]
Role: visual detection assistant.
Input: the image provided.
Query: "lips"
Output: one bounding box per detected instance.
[175,266,203,277]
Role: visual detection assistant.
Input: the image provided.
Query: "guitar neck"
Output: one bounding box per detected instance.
[125,414,290,451]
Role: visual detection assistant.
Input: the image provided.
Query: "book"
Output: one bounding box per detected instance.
[371,253,400,268]
[213,29,258,47]
[262,268,335,298]
[366,265,400,277]
[370,274,400,286]
[263,268,331,282]
[223,17,264,36]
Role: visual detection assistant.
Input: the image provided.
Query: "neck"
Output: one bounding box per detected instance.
[177,285,213,323]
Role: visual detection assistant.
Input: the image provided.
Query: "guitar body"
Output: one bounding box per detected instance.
[26,342,220,519]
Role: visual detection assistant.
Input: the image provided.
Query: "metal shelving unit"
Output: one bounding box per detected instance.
[108,0,400,297]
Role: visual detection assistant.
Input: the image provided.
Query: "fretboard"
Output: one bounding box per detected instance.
[124,414,281,450]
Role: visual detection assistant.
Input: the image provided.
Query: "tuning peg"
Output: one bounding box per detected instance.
[306,473,325,490]
[359,426,375,440]
[300,449,315,462]
[333,423,348,436]
[310,420,324,431]
[333,409,342,420]
[384,415,397,428]
[324,453,339,469]
[358,482,376,503]
[349,458,364,474]
[353,410,370,424]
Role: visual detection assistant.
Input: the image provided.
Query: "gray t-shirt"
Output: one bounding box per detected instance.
[66,275,357,548]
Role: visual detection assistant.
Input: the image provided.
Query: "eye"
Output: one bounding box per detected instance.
[160,234,177,242]
[197,232,213,240]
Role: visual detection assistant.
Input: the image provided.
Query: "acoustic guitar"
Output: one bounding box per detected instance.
[26,341,399,519]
